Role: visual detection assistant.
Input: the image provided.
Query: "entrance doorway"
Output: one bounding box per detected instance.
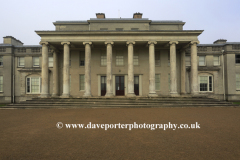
[134,76,139,96]
[101,76,106,96]
[116,76,124,96]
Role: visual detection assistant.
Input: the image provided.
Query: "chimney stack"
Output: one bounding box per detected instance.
[133,12,142,18]
[96,13,105,19]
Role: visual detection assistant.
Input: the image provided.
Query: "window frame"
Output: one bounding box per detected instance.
[133,53,139,66]
[236,74,240,90]
[155,74,160,91]
[155,52,160,66]
[26,77,41,94]
[79,52,85,66]
[0,56,3,66]
[18,57,25,67]
[101,54,107,66]
[199,56,206,66]
[79,75,85,91]
[32,57,40,67]
[199,75,213,92]
[236,54,240,64]
[185,56,191,66]
[0,75,3,92]
[213,56,220,66]
[49,57,53,67]
[116,55,124,66]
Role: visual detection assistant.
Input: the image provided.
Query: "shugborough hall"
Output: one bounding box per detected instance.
[0,12,240,103]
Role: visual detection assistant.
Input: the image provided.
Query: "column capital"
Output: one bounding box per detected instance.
[61,42,70,45]
[83,42,92,45]
[105,41,114,45]
[39,41,49,46]
[169,41,179,45]
[190,41,200,45]
[126,41,135,46]
[148,41,157,45]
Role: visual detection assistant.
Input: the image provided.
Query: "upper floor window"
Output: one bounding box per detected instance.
[199,75,213,92]
[236,54,240,64]
[116,55,124,66]
[17,48,26,53]
[116,28,123,31]
[213,56,220,66]
[79,75,85,91]
[232,45,240,50]
[155,52,160,66]
[198,47,207,51]
[199,56,206,66]
[0,56,3,66]
[185,56,191,66]
[49,57,53,67]
[18,57,25,67]
[26,77,41,94]
[32,48,40,53]
[101,54,107,66]
[0,48,6,52]
[0,76,3,92]
[212,47,222,51]
[236,74,240,90]
[155,74,160,90]
[33,57,39,67]
[79,52,85,66]
[134,53,139,66]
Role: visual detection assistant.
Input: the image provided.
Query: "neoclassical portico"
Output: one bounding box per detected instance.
[39,40,199,98]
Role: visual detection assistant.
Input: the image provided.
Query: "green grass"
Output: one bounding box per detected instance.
[232,102,240,105]
[0,104,6,107]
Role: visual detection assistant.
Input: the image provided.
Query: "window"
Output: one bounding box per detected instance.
[199,76,213,92]
[116,55,124,66]
[0,56,3,66]
[155,52,160,66]
[134,53,139,66]
[213,56,220,66]
[80,52,85,66]
[33,57,39,67]
[236,74,240,90]
[198,47,207,51]
[116,28,123,31]
[79,75,85,90]
[17,48,26,53]
[26,77,41,94]
[100,28,108,31]
[199,56,206,66]
[168,52,170,66]
[0,48,6,52]
[232,45,240,50]
[0,76,3,92]
[131,28,139,31]
[49,57,53,67]
[185,56,191,66]
[101,54,107,66]
[212,47,222,51]
[18,57,25,67]
[32,48,40,53]
[155,74,160,90]
[236,54,240,64]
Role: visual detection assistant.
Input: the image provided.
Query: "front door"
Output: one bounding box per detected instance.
[101,76,106,96]
[116,76,124,96]
[134,76,139,96]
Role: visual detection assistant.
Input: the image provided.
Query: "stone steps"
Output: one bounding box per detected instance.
[4,97,239,109]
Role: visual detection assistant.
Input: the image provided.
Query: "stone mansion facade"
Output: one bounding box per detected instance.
[0,13,240,103]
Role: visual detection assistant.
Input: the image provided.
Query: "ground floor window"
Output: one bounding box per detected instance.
[79,75,85,90]
[0,76,3,92]
[236,74,240,90]
[26,77,41,93]
[155,74,160,90]
[199,76,213,92]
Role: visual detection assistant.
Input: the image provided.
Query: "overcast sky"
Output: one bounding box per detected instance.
[1,0,239,45]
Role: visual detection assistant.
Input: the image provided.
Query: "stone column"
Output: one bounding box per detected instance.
[83,42,92,97]
[126,41,136,97]
[61,42,70,98]
[52,50,59,97]
[105,42,114,97]
[181,50,186,94]
[40,42,49,98]
[148,41,158,97]
[191,41,199,95]
[169,41,179,96]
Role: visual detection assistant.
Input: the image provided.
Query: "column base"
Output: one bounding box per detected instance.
[127,93,136,97]
[52,93,59,97]
[61,93,70,98]
[105,92,114,97]
[83,93,92,97]
[170,92,180,97]
[39,93,50,98]
[148,93,158,97]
